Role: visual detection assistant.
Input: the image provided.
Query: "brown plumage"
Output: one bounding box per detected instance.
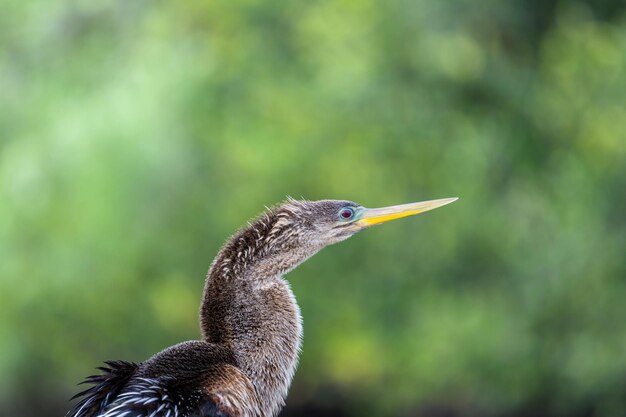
[67,197,456,417]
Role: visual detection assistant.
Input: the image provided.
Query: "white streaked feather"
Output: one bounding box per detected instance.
[96,378,184,417]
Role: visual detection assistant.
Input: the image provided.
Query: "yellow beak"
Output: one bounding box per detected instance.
[356,197,458,227]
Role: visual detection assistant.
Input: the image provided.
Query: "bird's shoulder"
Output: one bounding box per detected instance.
[68,341,261,417]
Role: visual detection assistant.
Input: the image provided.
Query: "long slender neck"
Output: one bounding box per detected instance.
[200,210,319,417]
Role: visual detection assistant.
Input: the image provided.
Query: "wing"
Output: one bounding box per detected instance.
[68,342,262,417]
[67,360,138,417]
[69,364,258,417]
[94,377,229,417]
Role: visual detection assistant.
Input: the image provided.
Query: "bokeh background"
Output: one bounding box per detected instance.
[1,0,625,416]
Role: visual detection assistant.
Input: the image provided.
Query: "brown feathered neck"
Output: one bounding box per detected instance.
[200,200,316,417]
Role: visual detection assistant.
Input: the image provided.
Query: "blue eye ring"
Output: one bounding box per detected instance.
[339,207,355,221]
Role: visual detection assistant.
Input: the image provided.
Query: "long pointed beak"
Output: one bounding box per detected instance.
[356,197,458,227]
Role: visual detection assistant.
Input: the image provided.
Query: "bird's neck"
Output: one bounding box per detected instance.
[200,212,319,416]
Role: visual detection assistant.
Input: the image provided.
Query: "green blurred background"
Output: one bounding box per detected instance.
[1,0,625,416]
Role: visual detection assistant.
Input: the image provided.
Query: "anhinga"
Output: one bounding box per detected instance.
[68,197,457,417]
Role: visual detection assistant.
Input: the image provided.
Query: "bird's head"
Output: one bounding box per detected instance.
[212,196,458,281]
[271,197,458,250]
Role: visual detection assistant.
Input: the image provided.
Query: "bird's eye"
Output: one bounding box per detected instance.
[339,207,355,221]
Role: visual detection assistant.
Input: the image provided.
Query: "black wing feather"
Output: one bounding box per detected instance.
[69,361,232,417]
[67,360,138,417]
[103,377,230,417]
[70,369,229,417]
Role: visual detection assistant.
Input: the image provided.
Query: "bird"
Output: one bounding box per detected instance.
[67,197,457,417]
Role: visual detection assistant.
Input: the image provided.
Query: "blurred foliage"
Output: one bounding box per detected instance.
[1,0,625,416]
